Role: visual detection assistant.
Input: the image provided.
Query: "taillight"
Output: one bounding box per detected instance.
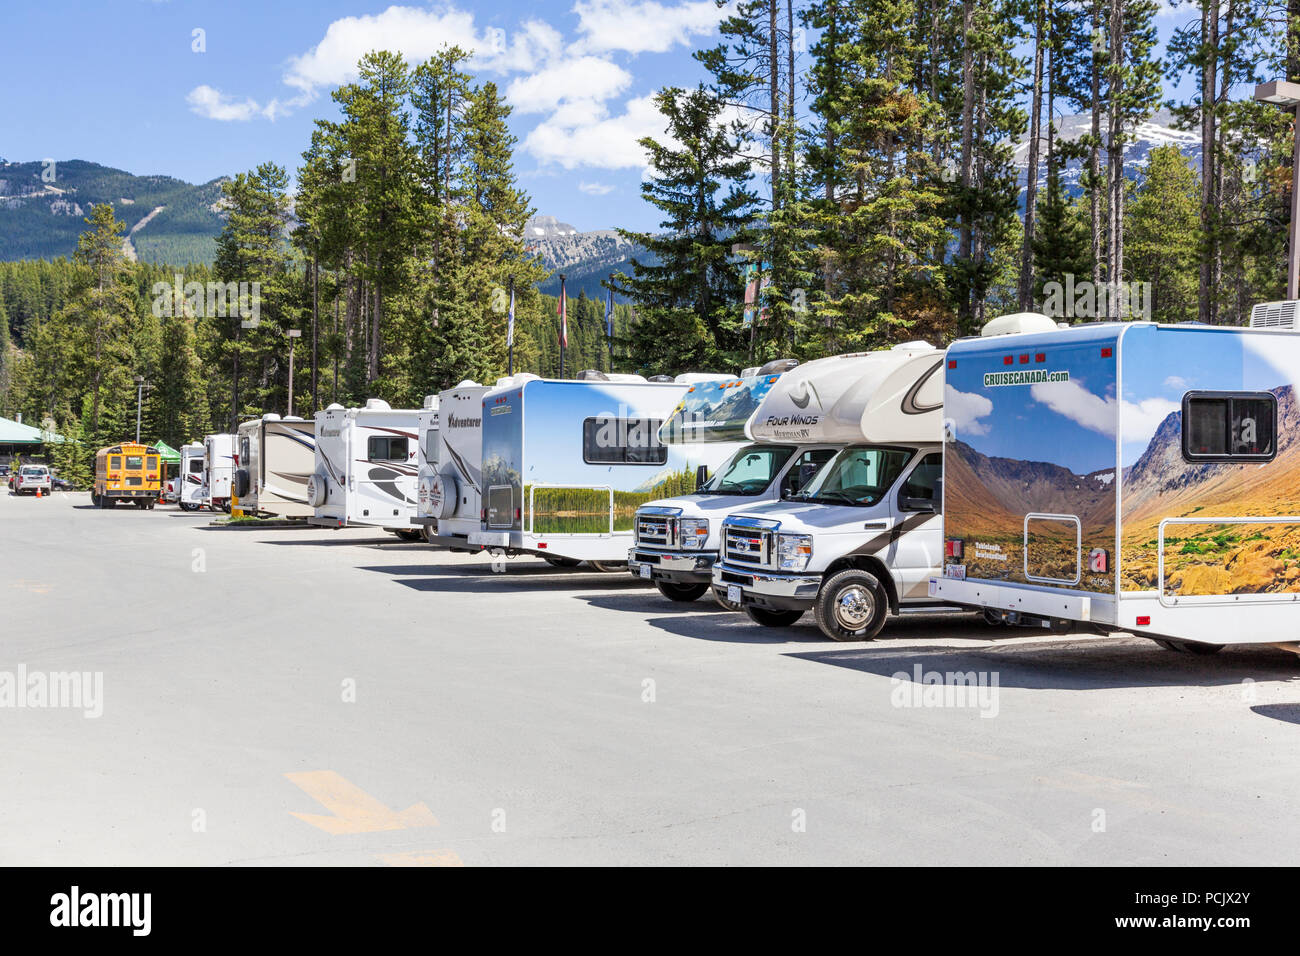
[945,538,964,559]
[514,508,521,519]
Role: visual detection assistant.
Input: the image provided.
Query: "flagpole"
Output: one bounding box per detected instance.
[558,273,567,379]
[605,288,614,373]
[507,275,514,377]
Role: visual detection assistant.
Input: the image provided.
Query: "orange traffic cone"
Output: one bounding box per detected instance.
[35,487,41,499]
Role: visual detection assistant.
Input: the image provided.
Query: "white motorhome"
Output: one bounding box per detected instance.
[627,360,840,603]
[203,433,235,512]
[307,399,422,539]
[413,381,492,549]
[929,309,1300,655]
[178,442,206,511]
[234,414,317,518]
[466,370,735,568]
[408,394,440,542]
[711,344,950,640]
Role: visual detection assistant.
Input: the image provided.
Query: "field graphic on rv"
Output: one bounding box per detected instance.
[944,325,1300,598]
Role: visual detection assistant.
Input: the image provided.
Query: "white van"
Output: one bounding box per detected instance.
[307,399,422,539]
[203,433,235,512]
[627,359,839,603]
[178,442,205,511]
[711,344,951,640]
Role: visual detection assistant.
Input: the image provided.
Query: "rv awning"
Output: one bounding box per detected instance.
[0,416,66,445]
[151,440,181,464]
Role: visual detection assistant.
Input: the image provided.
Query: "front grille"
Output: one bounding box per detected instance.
[724,527,772,566]
[636,515,676,547]
[719,570,754,586]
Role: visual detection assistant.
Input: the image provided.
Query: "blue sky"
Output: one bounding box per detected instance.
[0,1,1261,233]
[0,0,727,232]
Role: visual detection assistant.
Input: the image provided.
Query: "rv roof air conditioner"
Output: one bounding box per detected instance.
[647,374,674,383]
[980,312,1059,337]
[1249,300,1300,330]
[757,357,799,375]
[891,340,934,350]
[422,395,439,410]
[364,398,391,410]
[262,413,281,421]
[575,369,609,381]
[283,416,304,422]
[740,366,760,377]
[326,403,344,411]
[456,379,481,388]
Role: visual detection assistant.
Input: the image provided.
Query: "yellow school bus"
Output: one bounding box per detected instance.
[93,442,162,509]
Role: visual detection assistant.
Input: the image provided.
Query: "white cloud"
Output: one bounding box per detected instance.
[1163,375,1188,391]
[944,385,993,438]
[506,57,632,114]
[1030,379,1177,439]
[572,0,729,55]
[579,181,615,195]
[186,85,271,122]
[524,93,668,170]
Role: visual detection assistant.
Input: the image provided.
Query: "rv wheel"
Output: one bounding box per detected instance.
[1152,638,1224,655]
[655,581,709,602]
[393,529,423,542]
[743,606,804,627]
[180,501,200,512]
[815,569,888,641]
[542,555,582,568]
[711,587,743,612]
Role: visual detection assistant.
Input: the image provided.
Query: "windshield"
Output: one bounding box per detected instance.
[698,444,795,496]
[791,445,913,507]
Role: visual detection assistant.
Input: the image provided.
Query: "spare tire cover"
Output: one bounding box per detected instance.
[305,473,327,508]
[426,473,458,519]
[233,469,251,499]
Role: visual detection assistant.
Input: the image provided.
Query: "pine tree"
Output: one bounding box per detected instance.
[1126,145,1201,322]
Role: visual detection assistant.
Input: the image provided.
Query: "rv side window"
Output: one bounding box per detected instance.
[1182,392,1276,462]
[368,436,410,462]
[188,459,204,473]
[582,417,668,465]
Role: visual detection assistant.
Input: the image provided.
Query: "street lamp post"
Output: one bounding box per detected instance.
[286,329,302,417]
[1255,80,1300,299]
[134,375,147,444]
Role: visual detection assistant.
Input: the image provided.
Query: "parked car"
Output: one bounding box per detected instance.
[50,472,72,491]
[12,464,52,496]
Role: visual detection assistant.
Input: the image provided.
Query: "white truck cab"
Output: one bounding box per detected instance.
[710,344,952,640]
[626,359,839,602]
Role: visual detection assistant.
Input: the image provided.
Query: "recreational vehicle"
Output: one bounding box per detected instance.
[178,442,205,511]
[466,371,735,568]
[413,382,492,548]
[307,399,422,539]
[627,360,840,602]
[929,309,1300,654]
[408,394,440,542]
[233,414,318,518]
[710,344,950,640]
[203,433,235,512]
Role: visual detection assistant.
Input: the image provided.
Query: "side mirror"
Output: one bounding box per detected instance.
[695,464,709,491]
[900,495,936,513]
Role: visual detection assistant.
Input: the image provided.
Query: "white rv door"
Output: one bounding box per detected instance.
[888,451,944,602]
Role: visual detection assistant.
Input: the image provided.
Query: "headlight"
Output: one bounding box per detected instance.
[777,533,813,571]
[679,518,709,549]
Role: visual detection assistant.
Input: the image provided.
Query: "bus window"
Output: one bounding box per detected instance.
[110,456,122,470]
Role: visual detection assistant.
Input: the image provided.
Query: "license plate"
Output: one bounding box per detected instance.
[727,585,742,604]
[639,564,651,579]
[945,564,966,580]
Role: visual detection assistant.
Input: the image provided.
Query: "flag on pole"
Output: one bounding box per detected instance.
[604,289,614,338]
[507,281,515,348]
[557,277,568,348]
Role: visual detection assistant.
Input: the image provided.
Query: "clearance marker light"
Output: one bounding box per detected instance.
[1003,355,1014,365]
[1019,354,1030,364]
[1136,615,1151,627]
[1035,353,1046,363]
[948,360,957,369]
[1101,347,1113,358]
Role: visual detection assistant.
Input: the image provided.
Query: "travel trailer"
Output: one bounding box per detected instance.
[203,433,235,512]
[233,414,317,518]
[413,381,491,548]
[307,399,422,539]
[466,371,735,568]
[177,442,205,511]
[710,344,950,640]
[627,360,840,603]
[929,310,1300,654]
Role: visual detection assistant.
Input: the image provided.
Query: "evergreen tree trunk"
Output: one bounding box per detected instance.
[1019,0,1046,309]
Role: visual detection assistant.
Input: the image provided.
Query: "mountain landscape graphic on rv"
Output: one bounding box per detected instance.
[944,325,1300,598]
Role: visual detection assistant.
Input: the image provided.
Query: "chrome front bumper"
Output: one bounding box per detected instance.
[627,546,716,583]
[711,560,822,609]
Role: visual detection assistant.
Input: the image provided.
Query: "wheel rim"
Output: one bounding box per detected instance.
[833,585,875,630]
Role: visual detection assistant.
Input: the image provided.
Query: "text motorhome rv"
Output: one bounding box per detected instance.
[930,308,1300,655]
[307,399,423,539]
[466,371,735,568]
[233,414,318,518]
[203,433,235,512]
[413,382,492,550]
[711,344,951,641]
[627,359,841,603]
[178,442,205,511]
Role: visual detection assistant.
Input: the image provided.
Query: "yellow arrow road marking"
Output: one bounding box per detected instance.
[285,771,439,835]
[378,849,465,867]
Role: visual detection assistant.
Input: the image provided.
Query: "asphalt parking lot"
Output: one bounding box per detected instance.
[4,490,1300,866]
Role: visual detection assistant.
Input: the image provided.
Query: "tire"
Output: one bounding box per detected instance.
[1153,637,1224,655]
[180,501,200,512]
[420,524,436,544]
[90,493,100,507]
[655,580,709,602]
[393,529,423,542]
[711,586,744,612]
[589,561,627,573]
[814,568,889,641]
[743,605,804,627]
[543,555,582,568]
